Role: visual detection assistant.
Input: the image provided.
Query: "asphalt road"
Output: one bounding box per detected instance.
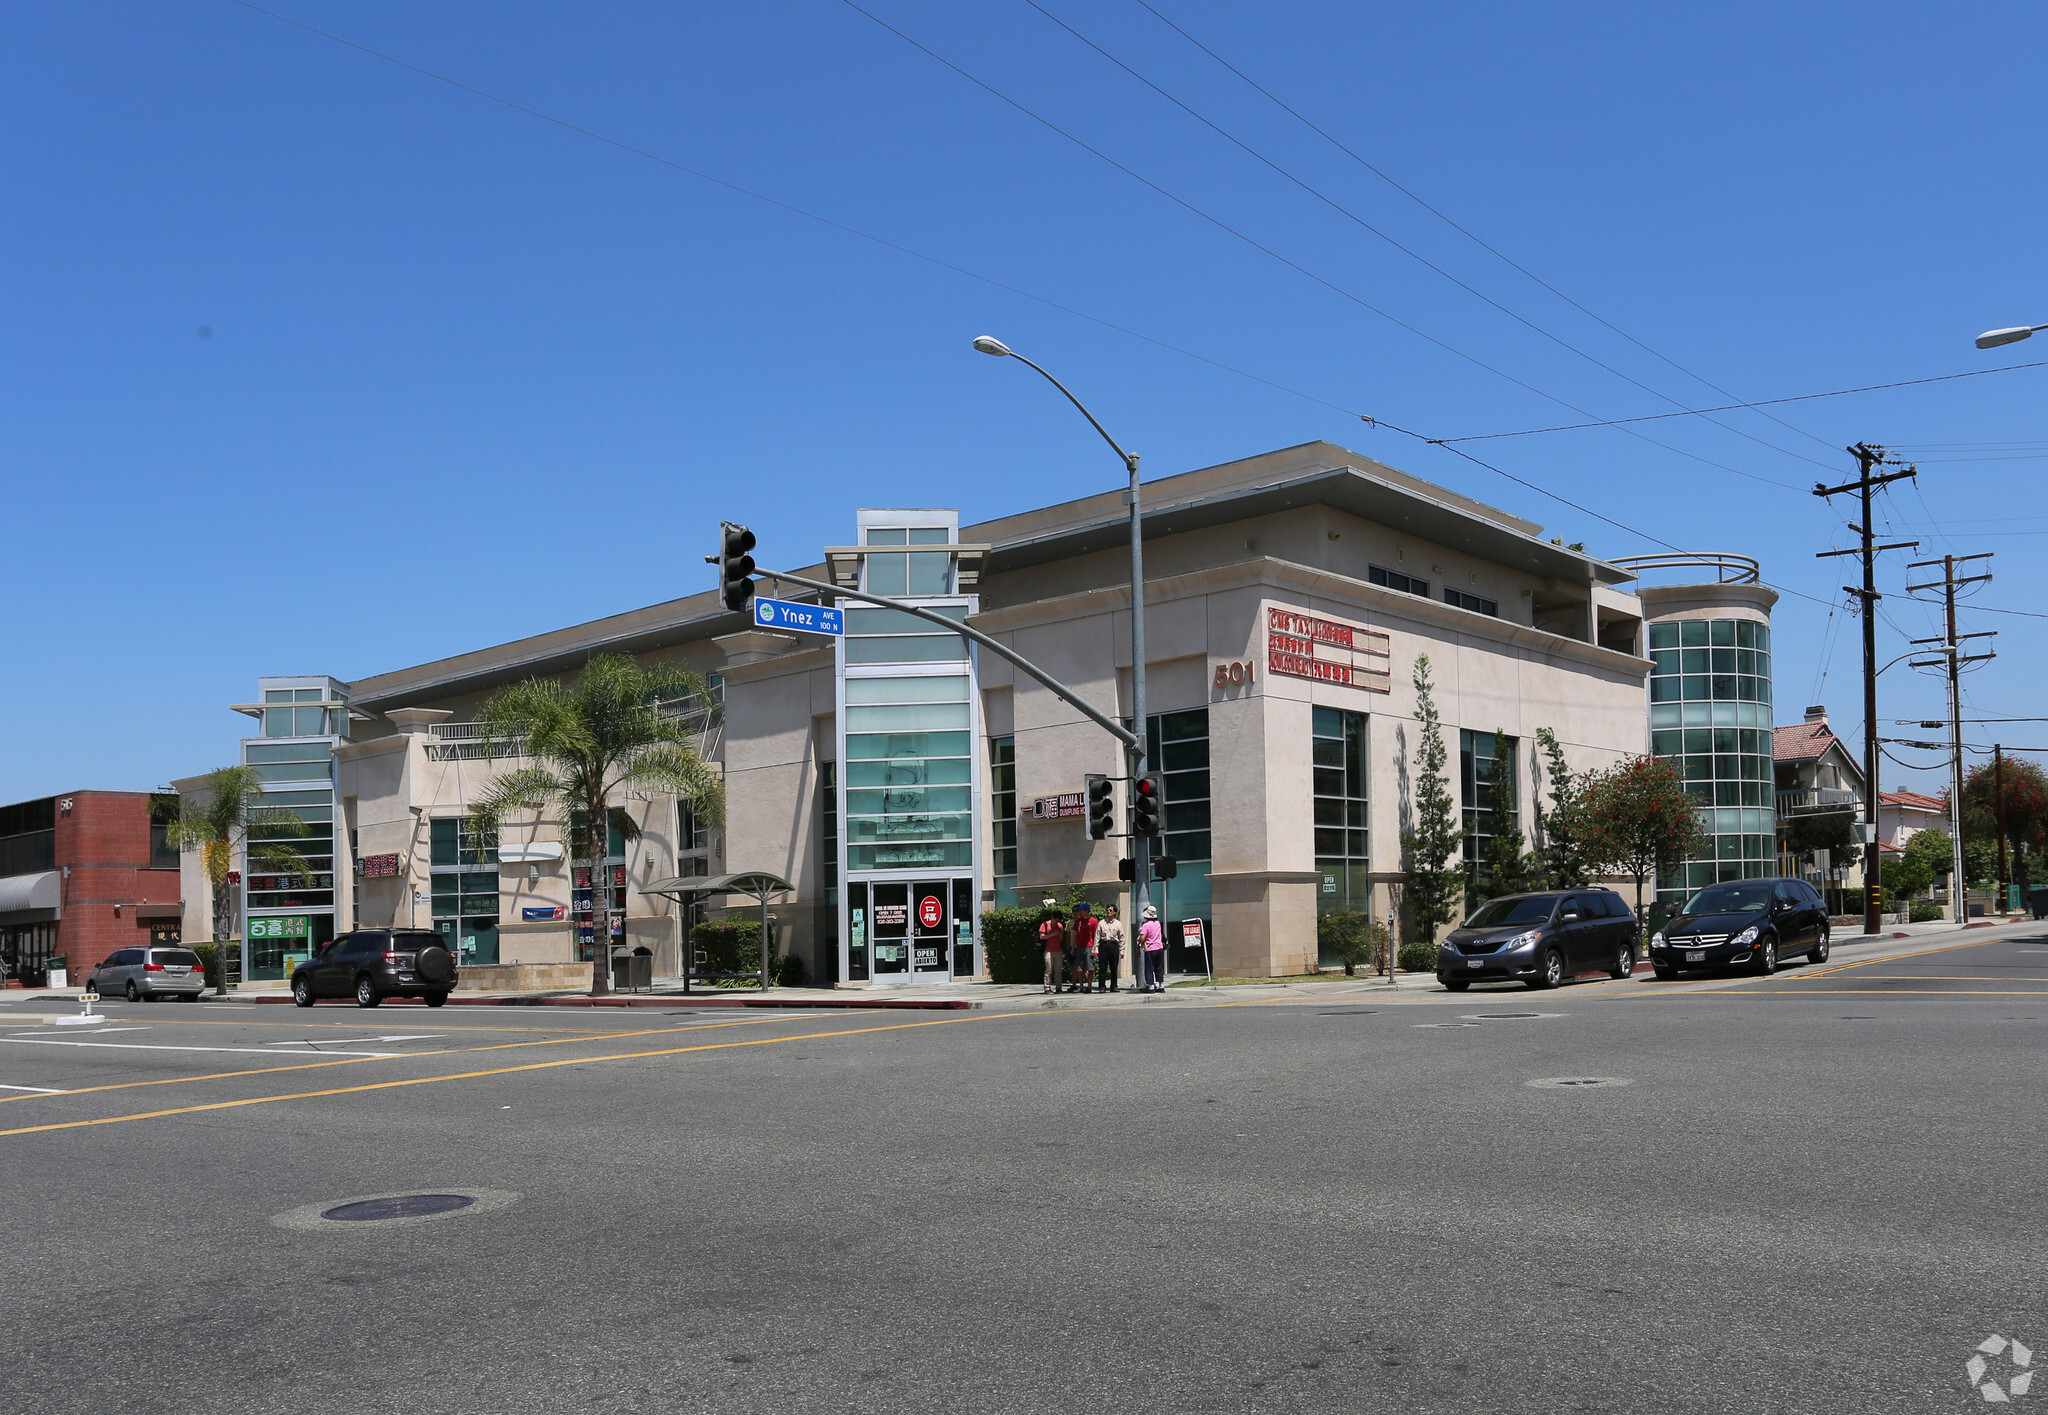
[3,928,2045,1414]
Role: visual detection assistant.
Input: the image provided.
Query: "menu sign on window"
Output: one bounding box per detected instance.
[1266,608,1391,692]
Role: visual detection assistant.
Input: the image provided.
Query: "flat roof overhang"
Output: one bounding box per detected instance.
[985,465,1636,588]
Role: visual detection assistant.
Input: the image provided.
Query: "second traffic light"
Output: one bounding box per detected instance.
[1132,772,1164,837]
[717,522,757,612]
[1085,773,1116,840]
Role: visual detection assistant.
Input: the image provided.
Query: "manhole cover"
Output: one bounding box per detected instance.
[1526,1076,1634,1089]
[271,1188,518,1232]
[321,1194,475,1222]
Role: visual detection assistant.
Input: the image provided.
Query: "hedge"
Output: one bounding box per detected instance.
[690,919,763,979]
[980,906,1052,985]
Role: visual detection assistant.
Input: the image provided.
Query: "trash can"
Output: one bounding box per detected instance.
[611,945,653,992]
[2031,888,2048,922]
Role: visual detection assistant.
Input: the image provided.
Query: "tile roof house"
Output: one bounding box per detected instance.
[1773,705,1866,816]
[1878,789,1950,850]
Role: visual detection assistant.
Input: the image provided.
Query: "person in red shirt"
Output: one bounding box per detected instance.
[1070,905,1099,993]
[1038,904,1068,994]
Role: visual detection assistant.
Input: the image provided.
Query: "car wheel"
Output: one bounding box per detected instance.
[424,991,449,1007]
[1527,949,1564,990]
[1808,928,1830,965]
[1442,978,1470,992]
[124,980,140,1002]
[354,976,381,1009]
[1755,938,1778,975]
[1609,943,1635,980]
[291,977,315,1008]
[1652,965,1677,981]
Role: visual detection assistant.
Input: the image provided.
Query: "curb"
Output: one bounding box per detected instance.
[249,993,975,1011]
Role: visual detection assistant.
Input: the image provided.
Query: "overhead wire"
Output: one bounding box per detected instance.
[843,0,1805,491]
[1018,0,1837,476]
[1131,0,1851,457]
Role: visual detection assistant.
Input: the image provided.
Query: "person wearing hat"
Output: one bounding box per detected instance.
[1138,904,1165,992]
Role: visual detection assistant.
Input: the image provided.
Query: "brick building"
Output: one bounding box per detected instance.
[0,792,184,986]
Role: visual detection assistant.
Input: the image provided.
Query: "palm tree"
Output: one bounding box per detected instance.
[163,765,317,996]
[469,654,725,997]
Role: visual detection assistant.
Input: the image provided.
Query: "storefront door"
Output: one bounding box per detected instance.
[869,883,912,981]
[910,882,951,981]
[858,878,960,985]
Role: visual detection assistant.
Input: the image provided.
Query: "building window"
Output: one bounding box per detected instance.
[1313,708,1370,938]
[842,604,970,665]
[820,762,838,905]
[149,820,180,870]
[1443,588,1499,617]
[1459,730,1515,871]
[989,736,1017,907]
[1647,619,1777,911]
[843,674,974,870]
[244,796,335,912]
[863,526,954,597]
[678,800,711,881]
[570,808,628,961]
[430,817,499,966]
[1369,564,1430,597]
[1147,709,1212,926]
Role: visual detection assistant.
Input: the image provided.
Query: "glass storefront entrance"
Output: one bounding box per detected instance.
[847,876,968,984]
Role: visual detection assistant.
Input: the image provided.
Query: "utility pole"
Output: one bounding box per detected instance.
[1907,552,1995,920]
[1815,444,1918,936]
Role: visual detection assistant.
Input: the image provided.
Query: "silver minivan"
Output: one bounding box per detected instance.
[87,946,207,1001]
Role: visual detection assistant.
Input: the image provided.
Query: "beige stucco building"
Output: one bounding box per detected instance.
[193,441,1665,985]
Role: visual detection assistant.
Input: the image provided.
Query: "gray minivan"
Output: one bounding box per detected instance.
[86,946,207,1001]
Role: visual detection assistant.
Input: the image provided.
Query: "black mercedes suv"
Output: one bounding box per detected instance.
[1648,877,1831,980]
[1436,889,1640,991]
[291,929,459,1007]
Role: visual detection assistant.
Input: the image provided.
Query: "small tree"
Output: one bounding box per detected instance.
[1878,849,1934,911]
[470,655,725,997]
[1578,755,1708,934]
[161,765,316,996]
[1531,727,1588,890]
[1317,909,1389,976]
[1480,728,1539,899]
[1400,655,1464,946]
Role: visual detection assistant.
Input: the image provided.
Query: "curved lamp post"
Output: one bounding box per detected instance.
[1976,324,2046,350]
[974,336,1154,933]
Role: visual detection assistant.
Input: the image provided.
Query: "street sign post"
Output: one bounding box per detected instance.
[753,596,845,636]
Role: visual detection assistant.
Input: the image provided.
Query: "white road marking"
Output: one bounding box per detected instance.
[7,1027,150,1038]
[263,1035,446,1046]
[0,1083,67,1093]
[0,1039,399,1058]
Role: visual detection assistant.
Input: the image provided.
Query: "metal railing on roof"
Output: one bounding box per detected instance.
[1609,552,1761,585]
[1777,787,1860,813]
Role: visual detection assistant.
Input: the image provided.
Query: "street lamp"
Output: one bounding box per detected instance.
[1976,324,2045,350]
[973,335,1153,934]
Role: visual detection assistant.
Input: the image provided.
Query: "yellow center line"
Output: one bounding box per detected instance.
[0,1011,880,1106]
[0,1011,1019,1138]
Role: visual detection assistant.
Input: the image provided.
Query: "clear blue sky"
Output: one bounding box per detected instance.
[3,1,2042,804]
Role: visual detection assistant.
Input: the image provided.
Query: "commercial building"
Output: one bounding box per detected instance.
[0,792,184,985]
[202,441,1678,984]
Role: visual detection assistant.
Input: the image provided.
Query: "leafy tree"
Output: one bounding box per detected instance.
[470,654,725,996]
[1532,727,1588,889]
[1400,654,1464,946]
[1878,849,1934,907]
[161,765,316,996]
[1962,758,2048,894]
[1781,805,1859,870]
[1902,828,1953,879]
[1578,755,1708,934]
[1480,727,1540,898]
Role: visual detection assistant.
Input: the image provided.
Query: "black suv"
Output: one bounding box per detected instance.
[1648,877,1831,979]
[291,929,458,1007]
[1437,889,1640,991]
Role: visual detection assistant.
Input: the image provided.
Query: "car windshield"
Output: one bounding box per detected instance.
[1462,896,1556,929]
[1682,882,1774,916]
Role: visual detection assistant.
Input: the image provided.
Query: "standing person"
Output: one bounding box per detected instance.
[1038,901,1067,995]
[1139,905,1165,992]
[1070,904,1098,993]
[1095,904,1125,993]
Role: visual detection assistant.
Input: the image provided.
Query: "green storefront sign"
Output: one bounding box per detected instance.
[247,916,311,940]
[247,915,314,982]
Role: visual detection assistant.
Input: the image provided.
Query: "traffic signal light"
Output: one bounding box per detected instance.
[1132,772,1164,837]
[1085,773,1115,840]
[716,522,756,612]
[1152,854,1177,880]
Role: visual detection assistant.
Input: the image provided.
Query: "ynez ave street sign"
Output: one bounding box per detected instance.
[753,597,844,636]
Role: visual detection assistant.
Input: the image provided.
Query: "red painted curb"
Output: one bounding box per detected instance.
[249,993,972,1011]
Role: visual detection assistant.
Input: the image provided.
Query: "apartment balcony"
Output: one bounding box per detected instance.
[1776,787,1859,815]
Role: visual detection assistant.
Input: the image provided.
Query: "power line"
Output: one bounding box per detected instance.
[844,0,1804,491]
[1437,361,2048,442]
[1132,0,1849,457]
[1019,0,1837,476]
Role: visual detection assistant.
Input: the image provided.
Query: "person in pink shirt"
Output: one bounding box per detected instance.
[1138,905,1166,992]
